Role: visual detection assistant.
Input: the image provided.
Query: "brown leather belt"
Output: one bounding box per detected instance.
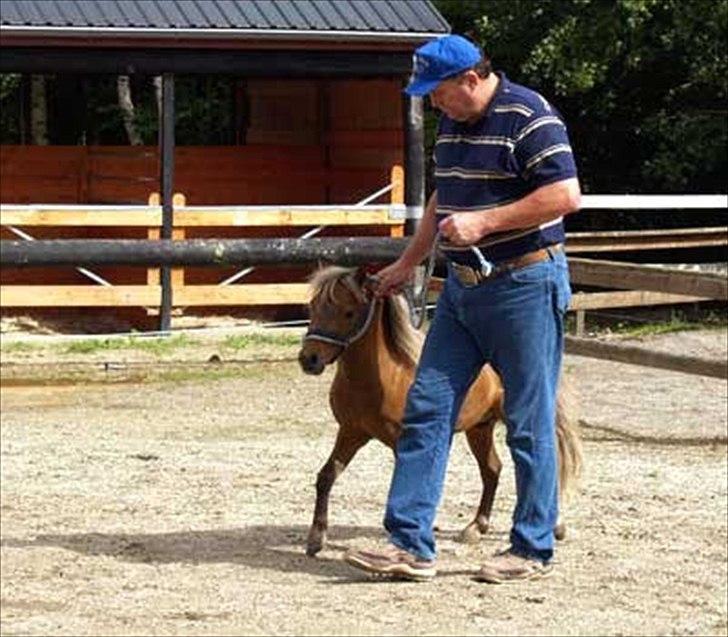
[450,243,563,287]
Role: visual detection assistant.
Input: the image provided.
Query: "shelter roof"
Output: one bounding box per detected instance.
[0,0,450,43]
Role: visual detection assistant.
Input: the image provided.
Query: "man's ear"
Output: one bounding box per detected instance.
[462,69,479,90]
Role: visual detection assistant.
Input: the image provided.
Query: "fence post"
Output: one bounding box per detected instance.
[390,164,405,238]
[171,192,186,291]
[147,191,185,316]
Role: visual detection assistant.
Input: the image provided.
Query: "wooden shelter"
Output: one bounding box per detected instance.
[0,0,448,328]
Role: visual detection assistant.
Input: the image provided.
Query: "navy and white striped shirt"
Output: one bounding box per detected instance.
[434,72,578,266]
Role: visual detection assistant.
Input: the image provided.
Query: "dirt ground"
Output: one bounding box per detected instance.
[1,328,726,636]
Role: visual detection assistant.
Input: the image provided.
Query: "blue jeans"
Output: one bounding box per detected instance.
[384,248,571,563]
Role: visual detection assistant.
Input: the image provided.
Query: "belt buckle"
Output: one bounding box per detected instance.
[453,262,489,287]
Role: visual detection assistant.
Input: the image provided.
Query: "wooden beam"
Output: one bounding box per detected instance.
[0,47,414,77]
[0,237,409,267]
[569,290,708,310]
[426,281,711,310]
[0,285,161,307]
[173,207,401,226]
[569,257,728,300]
[0,283,311,307]
[0,205,402,227]
[566,227,727,252]
[0,207,161,226]
[565,336,727,379]
[174,284,310,305]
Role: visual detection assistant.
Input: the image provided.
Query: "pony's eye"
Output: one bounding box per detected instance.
[345,310,355,319]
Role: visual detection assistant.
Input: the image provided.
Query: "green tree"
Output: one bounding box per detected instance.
[0,73,23,143]
[435,0,727,194]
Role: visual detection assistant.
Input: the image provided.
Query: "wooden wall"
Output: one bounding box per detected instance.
[0,78,405,320]
[0,79,404,206]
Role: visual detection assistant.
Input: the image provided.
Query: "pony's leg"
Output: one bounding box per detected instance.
[459,419,502,544]
[306,427,370,557]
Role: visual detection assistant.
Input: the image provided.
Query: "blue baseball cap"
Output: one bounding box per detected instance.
[405,34,482,96]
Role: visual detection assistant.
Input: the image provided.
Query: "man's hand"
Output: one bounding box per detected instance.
[437,212,488,245]
[371,258,415,298]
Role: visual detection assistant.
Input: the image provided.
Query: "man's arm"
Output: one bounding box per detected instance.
[438,178,581,246]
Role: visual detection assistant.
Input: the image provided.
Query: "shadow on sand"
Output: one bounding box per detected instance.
[1,524,393,581]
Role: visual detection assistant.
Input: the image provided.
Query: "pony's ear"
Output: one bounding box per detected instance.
[353,265,369,287]
[355,265,381,297]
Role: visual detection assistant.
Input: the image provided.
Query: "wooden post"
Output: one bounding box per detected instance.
[171,193,185,289]
[147,192,184,315]
[158,72,175,331]
[403,92,424,236]
[575,309,586,337]
[390,164,405,238]
[147,192,161,287]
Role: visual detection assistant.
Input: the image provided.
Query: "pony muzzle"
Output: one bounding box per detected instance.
[298,338,344,375]
[298,349,326,375]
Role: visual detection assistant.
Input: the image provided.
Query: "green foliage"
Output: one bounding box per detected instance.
[435,0,728,193]
[0,73,22,142]
[0,73,236,146]
[0,73,21,100]
[175,76,235,145]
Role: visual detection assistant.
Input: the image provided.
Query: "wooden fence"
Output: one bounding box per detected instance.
[1,192,726,313]
[0,165,406,308]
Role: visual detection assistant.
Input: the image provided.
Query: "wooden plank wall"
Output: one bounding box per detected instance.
[0,78,406,316]
[0,79,404,207]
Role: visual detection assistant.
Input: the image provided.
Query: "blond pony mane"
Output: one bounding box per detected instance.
[308,266,424,367]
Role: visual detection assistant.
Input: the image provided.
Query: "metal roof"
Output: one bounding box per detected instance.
[0,1,450,41]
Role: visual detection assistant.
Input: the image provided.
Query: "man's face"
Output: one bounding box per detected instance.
[428,72,479,122]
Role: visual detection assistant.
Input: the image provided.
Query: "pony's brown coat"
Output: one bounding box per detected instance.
[299,266,582,556]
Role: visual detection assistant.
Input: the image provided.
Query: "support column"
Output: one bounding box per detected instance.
[403,93,425,236]
[158,72,175,331]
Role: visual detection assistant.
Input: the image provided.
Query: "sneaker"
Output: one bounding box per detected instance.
[474,548,553,584]
[344,543,437,581]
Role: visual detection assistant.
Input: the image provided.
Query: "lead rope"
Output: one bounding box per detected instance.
[404,232,440,330]
[404,232,496,329]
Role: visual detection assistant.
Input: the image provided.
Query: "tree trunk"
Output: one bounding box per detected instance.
[30,74,48,145]
[153,75,162,116]
[117,75,143,145]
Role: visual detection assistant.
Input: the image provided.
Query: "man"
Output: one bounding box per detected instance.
[344,34,580,583]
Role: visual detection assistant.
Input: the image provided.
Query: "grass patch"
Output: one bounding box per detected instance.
[569,308,728,339]
[222,332,301,350]
[0,341,40,353]
[612,318,703,338]
[605,311,728,338]
[63,334,196,355]
[152,366,255,383]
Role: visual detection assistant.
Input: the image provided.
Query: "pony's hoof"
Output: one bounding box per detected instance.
[305,541,322,557]
[306,530,326,557]
[458,523,488,544]
[554,523,567,541]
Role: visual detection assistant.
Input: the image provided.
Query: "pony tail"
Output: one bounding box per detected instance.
[555,374,583,499]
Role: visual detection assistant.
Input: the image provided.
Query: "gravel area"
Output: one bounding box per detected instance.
[1,329,726,636]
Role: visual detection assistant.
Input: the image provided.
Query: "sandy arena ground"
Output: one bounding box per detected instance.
[1,329,726,636]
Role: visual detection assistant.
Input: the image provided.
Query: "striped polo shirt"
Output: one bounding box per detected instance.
[434,72,578,266]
